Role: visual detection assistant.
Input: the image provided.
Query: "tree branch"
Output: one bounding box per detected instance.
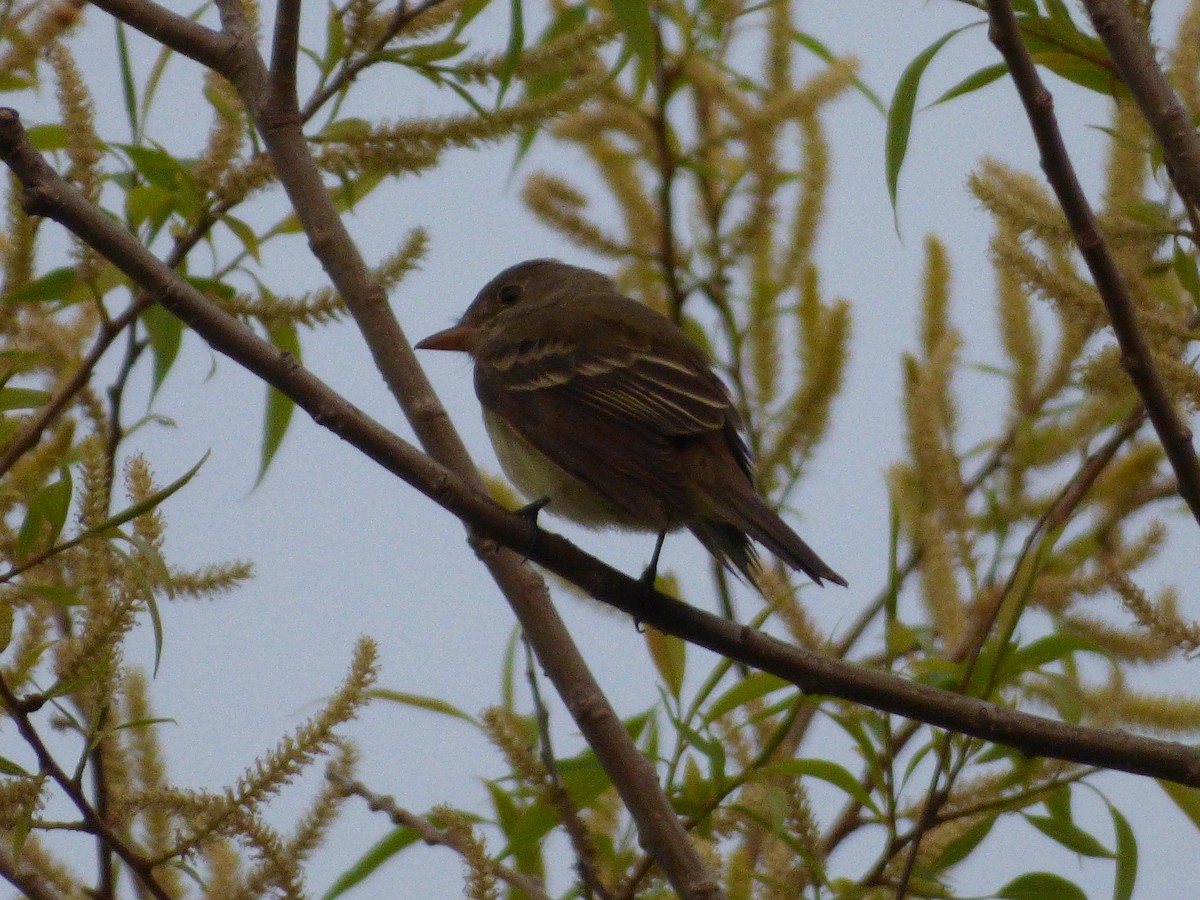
[1080,0,1200,213]
[83,0,234,74]
[983,0,1200,529]
[329,771,553,900]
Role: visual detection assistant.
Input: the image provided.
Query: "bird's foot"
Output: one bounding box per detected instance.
[514,496,550,559]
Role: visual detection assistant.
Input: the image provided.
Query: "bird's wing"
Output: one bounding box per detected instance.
[475,333,730,523]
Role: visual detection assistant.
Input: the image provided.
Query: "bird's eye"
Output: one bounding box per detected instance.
[498,284,523,305]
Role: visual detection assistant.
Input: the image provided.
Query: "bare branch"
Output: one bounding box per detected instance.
[84,0,234,73]
[1081,0,1200,212]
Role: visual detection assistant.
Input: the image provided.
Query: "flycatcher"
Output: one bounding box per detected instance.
[417,259,846,589]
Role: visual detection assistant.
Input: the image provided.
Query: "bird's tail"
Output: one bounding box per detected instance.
[692,487,847,588]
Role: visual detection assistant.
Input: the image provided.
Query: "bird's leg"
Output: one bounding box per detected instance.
[514,496,550,559]
[639,530,668,588]
[515,495,551,523]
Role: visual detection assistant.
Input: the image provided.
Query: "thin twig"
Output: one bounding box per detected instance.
[523,637,610,900]
[329,772,553,900]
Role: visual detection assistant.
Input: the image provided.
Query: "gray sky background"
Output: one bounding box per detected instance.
[12,0,1200,896]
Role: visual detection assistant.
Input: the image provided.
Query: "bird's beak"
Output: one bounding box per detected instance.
[416,322,475,352]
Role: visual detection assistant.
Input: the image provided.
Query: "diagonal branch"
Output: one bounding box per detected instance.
[84,0,234,73]
[4,108,1200,795]
[1081,0,1200,213]
[984,0,1200,529]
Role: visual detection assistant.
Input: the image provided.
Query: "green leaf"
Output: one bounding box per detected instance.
[997,872,1087,900]
[222,214,261,263]
[497,0,525,104]
[0,754,30,777]
[1109,803,1137,900]
[512,4,590,164]
[257,322,299,484]
[2,454,207,586]
[603,0,654,91]
[121,144,192,191]
[115,21,139,139]
[1157,780,1200,829]
[322,3,346,77]
[1174,241,1200,308]
[886,26,973,224]
[367,689,477,724]
[26,123,70,152]
[762,758,878,813]
[929,62,1009,106]
[3,267,77,304]
[0,387,49,411]
[398,40,467,65]
[998,633,1101,681]
[321,826,421,899]
[315,118,373,143]
[16,474,72,560]
[1024,813,1113,858]
[703,671,790,723]
[931,814,995,871]
[126,184,176,234]
[0,601,11,653]
[793,30,885,114]
[122,532,172,675]
[644,620,685,699]
[451,0,493,37]
[141,304,184,397]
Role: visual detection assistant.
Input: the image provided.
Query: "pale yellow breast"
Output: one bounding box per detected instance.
[483,410,650,531]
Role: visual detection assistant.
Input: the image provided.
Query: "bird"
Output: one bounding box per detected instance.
[416,259,846,591]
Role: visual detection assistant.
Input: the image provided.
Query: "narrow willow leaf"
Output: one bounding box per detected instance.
[26,123,70,151]
[997,872,1087,900]
[644,623,686,700]
[115,21,139,138]
[1157,780,1200,829]
[321,827,421,899]
[452,0,493,37]
[703,671,790,723]
[1108,803,1137,900]
[929,62,1008,106]
[931,814,996,870]
[115,538,167,676]
[3,267,77,303]
[763,758,878,813]
[496,0,525,103]
[257,321,299,485]
[16,475,72,560]
[1023,813,1114,858]
[1173,241,1200,308]
[222,214,261,263]
[793,30,885,113]
[0,387,50,410]
[886,25,973,223]
[367,689,477,724]
[141,303,184,396]
[604,0,653,91]
[322,3,346,78]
